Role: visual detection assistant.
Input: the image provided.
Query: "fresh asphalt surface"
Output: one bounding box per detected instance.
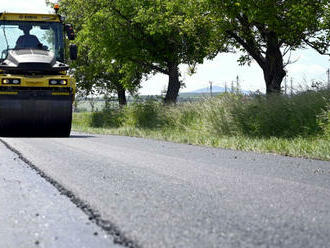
[0,133,330,248]
[0,139,120,248]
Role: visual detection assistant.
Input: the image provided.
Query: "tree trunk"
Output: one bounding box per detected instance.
[116,85,127,107]
[165,62,180,104]
[263,41,286,94]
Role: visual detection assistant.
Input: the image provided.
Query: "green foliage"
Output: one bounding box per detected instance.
[199,0,330,92]
[72,49,143,97]
[159,102,201,131]
[204,0,329,53]
[122,100,167,129]
[72,112,93,127]
[72,90,330,160]
[47,0,143,99]
[86,100,168,129]
[323,3,330,47]
[91,109,124,128]
[318,102,330,139]
[55,0,215,102]
[48,0,330,98]
[228,91,329,138]
[74,89,330,138]
[82,0,212,65]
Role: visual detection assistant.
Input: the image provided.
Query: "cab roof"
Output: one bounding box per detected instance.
[0,12,61,23]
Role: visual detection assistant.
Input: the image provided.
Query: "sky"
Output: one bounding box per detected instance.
[1,0,329,94]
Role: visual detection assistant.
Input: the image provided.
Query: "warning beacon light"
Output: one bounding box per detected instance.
[54,3,60,14]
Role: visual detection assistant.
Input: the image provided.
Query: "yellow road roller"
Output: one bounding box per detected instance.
[0,7,77,137]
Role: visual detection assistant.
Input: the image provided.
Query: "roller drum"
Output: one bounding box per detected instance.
[0,92,73,137]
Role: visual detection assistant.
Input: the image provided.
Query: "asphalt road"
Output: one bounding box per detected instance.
[0,133,330,248]
[0,140,120,248]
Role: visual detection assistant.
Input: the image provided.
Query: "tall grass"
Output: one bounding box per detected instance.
[73,89,330,160]
[204,91,329,138]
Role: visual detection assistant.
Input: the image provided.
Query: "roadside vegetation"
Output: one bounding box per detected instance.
[51,0,329,159]
[73,89,330,161]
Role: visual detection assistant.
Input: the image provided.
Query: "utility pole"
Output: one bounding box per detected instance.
[327,69,330,89]
[231,81,234,93]
[236,75,240,94]
[225,82,227,93]
[290,78,293,96]
[284,76,287,95]
[209,81,213,97]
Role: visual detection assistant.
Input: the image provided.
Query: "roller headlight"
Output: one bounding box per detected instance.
[50,80,58,85]
[59,80,68,85]
[2,78,21,85]
[49,79,68,85]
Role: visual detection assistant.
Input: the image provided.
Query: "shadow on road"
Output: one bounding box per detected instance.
[70,135,95,138]
[0,135,95,139]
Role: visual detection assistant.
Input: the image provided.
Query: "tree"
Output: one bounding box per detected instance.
[73,52,142,107]
[204,0,330,94]
[56,0,214,103]
[47,0,143,106]
[323,3,330,45]
[72,43,143,106]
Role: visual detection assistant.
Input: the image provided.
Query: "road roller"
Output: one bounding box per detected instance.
[0,6,77,137]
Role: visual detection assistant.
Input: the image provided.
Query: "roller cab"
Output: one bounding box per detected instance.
[0,10,77,137]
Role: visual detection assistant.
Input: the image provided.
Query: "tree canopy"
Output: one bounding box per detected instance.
[46,0,144,106]
[55,0,214,103]
[203,0,330,93]
[50,0,330,98]
[73,52,143,106]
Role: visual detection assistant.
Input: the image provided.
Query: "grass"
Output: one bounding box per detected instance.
[72,89,330,161]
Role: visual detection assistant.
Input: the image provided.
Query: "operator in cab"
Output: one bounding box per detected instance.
[15,25,42,49]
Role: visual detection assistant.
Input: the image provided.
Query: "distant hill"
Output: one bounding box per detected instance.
[182,86,251,95]
[191,86,226,93]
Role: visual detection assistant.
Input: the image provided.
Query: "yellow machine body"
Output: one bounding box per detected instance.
[0,13,61,22]
[0,74,76,96]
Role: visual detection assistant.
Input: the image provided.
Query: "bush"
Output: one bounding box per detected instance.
[72,89,329,160]
[122,100,167,129]
[164,102,203,131]
[318,102,330,139]
[75,89,330,138]
[200,90,329,138]
[204,94,242,136]
[91,109,124,128]
[74,107,88,113]
[231,90,329,138]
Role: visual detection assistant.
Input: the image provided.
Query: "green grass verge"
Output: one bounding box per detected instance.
[72,90,330,161]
